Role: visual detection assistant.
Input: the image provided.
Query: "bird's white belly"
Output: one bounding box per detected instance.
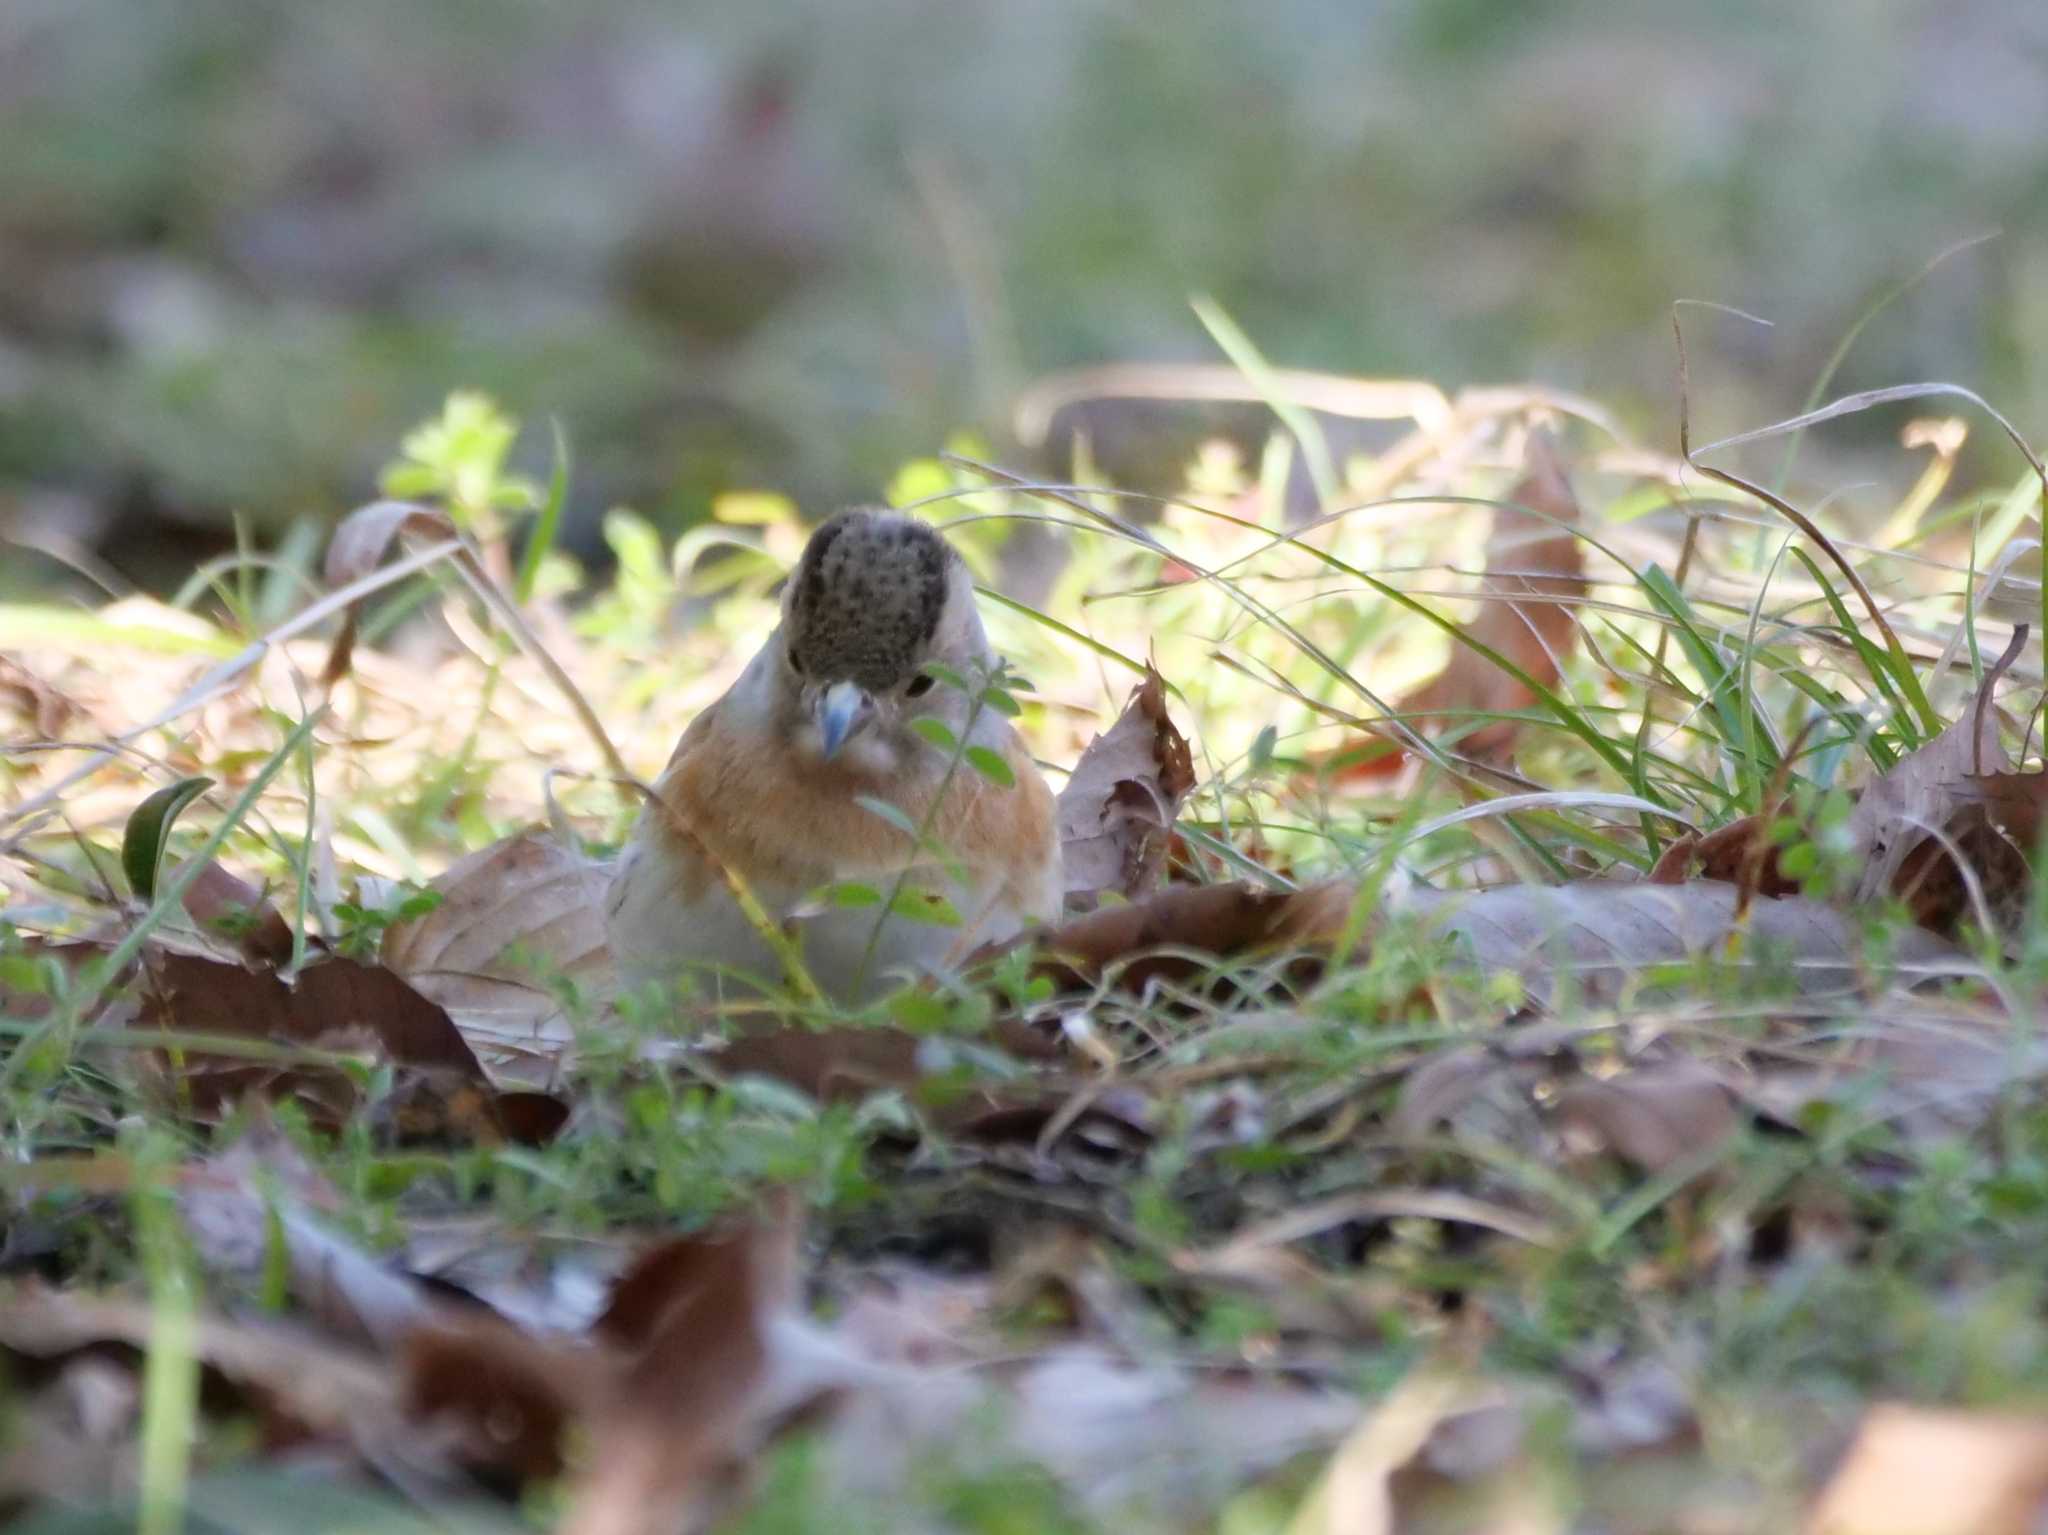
[607,837,1026,1009]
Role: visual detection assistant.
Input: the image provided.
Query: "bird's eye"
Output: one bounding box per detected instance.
[905,673,935,698]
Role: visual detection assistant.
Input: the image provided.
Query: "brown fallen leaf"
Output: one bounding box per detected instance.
[170,855,297,966]
[381,827,616,1061]
[1056,665,1197,907]
[1405,880,1966,1007]
[1834,631,2048,940]
[0,937,105,1024]
[1646,811,1801,898]
[702,1018,1059,1124]
[1807,1403,2048,1535]
[1030,879,1353,992]
[146,950,481,1073]
[1323,427,1586,778]
[1553,1061,1740,1176]
[562,1196,818,1535]
[1026,877,1966,1006]
[320,500,459,683]
[1848,689,2011,907]
[400,1314,603,1492]
[0,1285,397,1446]
[1888,766,2048,940]
[142,948,563,1140]
[1650,643,2048,943]
[179,1135,442,1351]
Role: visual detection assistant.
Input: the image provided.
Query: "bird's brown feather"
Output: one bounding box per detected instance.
[649,698,1057,914]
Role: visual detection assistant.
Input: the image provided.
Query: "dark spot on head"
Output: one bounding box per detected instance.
[784,508,957,690]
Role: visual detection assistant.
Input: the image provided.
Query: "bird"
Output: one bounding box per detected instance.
[607,507,1062,1006]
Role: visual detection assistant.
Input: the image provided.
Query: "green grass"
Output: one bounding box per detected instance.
[4,376,2048,1530]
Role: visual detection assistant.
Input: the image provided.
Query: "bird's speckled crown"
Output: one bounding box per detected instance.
[785,508,954,691]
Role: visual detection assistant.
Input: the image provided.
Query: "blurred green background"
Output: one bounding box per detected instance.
[3,0,2044,591]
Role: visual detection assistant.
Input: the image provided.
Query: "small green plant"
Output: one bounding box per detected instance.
[329,886,442,959]
[379,390,538,533]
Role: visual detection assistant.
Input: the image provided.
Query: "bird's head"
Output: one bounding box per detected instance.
[776,508,992,770]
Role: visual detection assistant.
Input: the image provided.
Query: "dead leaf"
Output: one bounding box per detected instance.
[1888,767,2048,939]
[1553,1062,1740,1175]
[1405,880,1966,1007]
[1389,1044,1549,1148]
[1026,878,1965,1007]
[1746,999,2048,1147]
[702,1020,1061,1129]
[400,1315,602,1491]
[321,500,458,683]
[145,950,481,1071]
[0,652,78,738]
[138,948,562,1141]
[1030,879,1353,992]
[0,1285,397,1445]
[1001,1346,1359,1518]
[1323,428,1586,778]
[180,1136,441,1351]
[0,937,104,1025]
[1056,666,1197,906]
[0,1351,140,1512]
[170,855,297,966]
[1849,700,2011,907]
[1808,1404,2048,1535]
[561,1197,817,1535]
[1647,812,1801,898]
[1831,630,2048,940]
[0,1294,465,1520]
[382,829,615,1060]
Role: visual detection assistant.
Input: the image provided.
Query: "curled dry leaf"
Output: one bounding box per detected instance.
[1031,879,1353,991]
[1888,765,2048,939]
[1848,688,2011,906]
[320,499,458,683]
[1056,665,1196,906]
[1324,426,1586,779]
[381,828,616,1060]
[1841,628,2048,939]
[1651,638,2048,942]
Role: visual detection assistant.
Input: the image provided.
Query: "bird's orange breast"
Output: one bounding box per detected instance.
[650,704,1058,913]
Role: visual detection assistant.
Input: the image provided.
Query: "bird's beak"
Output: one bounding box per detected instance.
[815,680,871,761]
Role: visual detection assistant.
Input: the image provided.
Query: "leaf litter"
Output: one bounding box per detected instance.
[7,408,2048,1531]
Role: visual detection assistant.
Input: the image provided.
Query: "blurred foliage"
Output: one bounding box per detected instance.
[2,0,2046,594]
